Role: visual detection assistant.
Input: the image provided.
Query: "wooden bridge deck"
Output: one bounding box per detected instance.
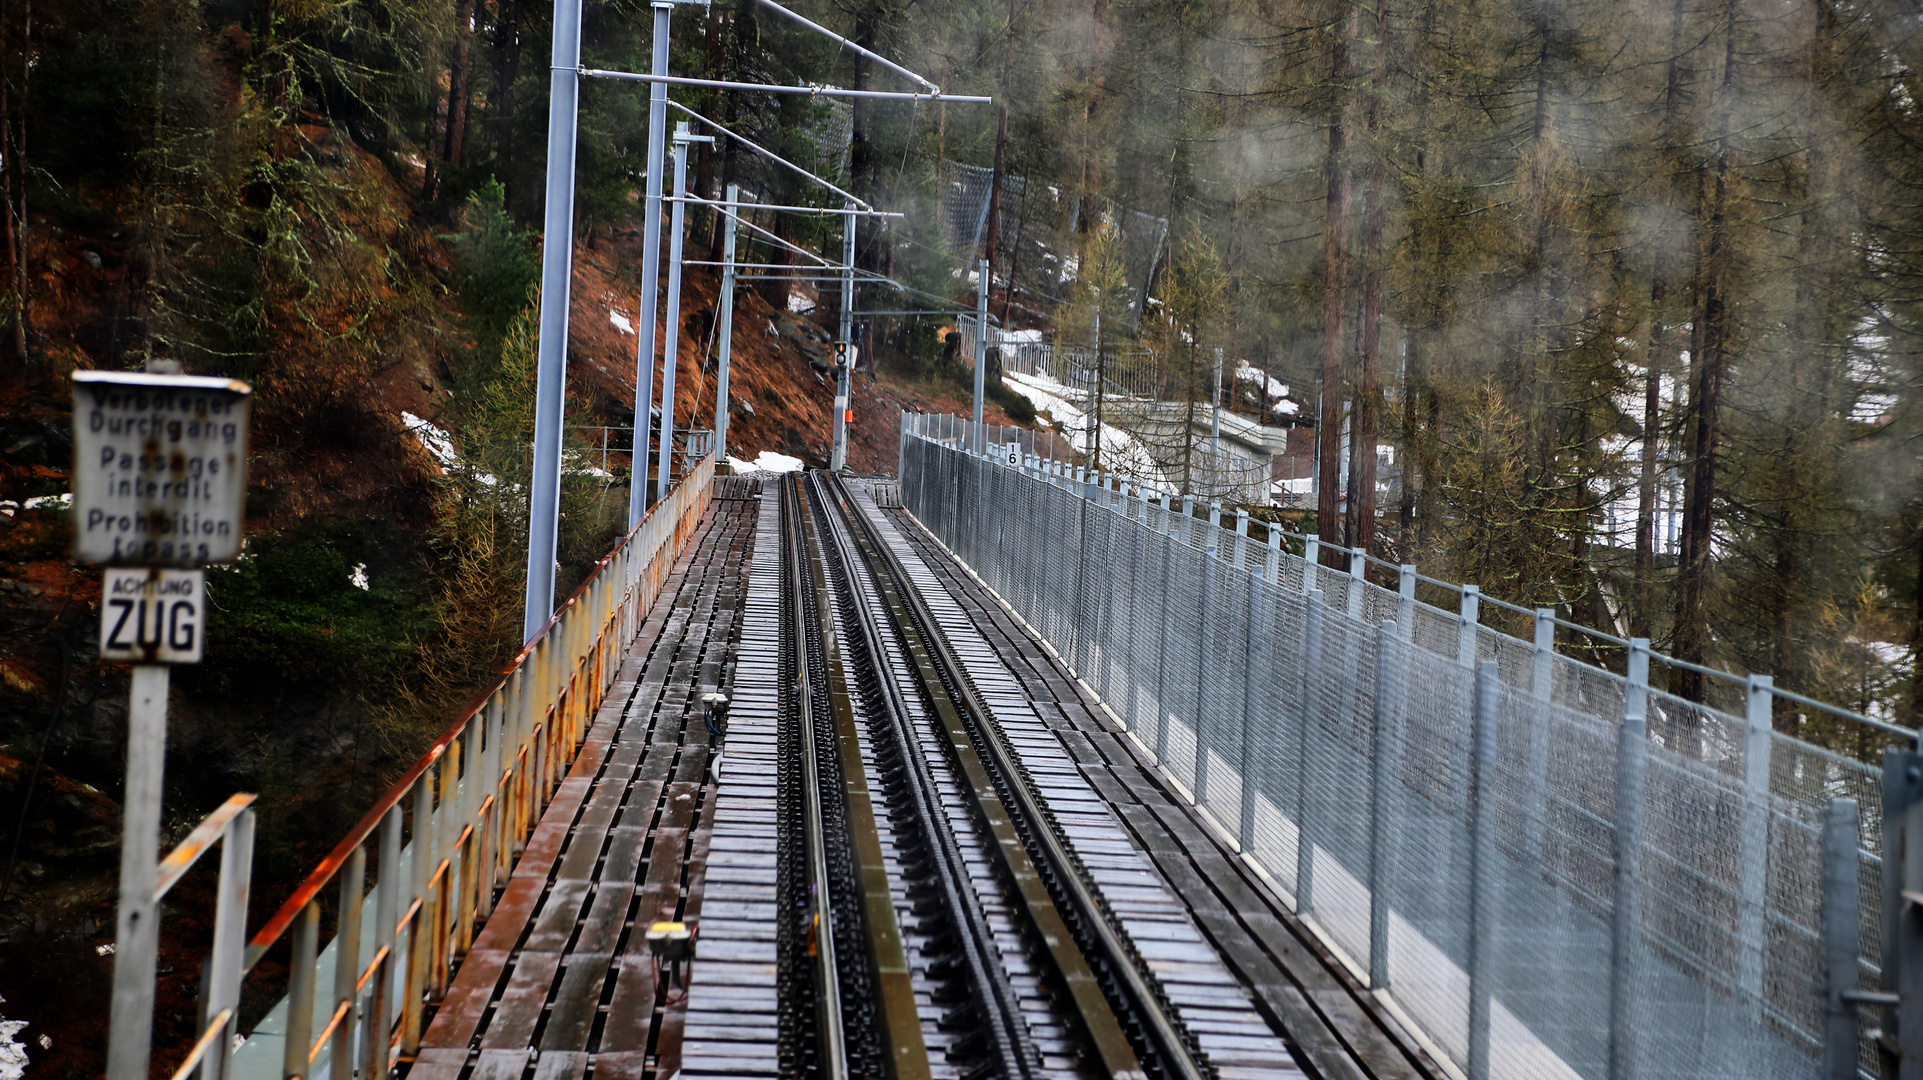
[407,486,760,1080]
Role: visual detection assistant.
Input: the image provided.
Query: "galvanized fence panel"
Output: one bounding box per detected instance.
[899,423,1886,1080]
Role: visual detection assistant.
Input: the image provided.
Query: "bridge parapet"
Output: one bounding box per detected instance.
[900,415,1901,1080]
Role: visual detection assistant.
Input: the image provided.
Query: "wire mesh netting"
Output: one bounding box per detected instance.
[898,423,1891,1080]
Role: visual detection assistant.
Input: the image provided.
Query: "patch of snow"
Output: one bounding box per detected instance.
[0,1015,29,1080]
[1268,399,1300,419]
[403,412,499,486]
[403,412,459,471]
[0,501,16,519]
[787,292,816,314]
[22,493,69,510]
[728,450,806,474]
[610,310,636,336]
[95,943,114,956]
[349,563,370,591]
[1235,364,1289,401]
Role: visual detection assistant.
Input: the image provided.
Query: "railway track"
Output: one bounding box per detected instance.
[773,471,1214,1080]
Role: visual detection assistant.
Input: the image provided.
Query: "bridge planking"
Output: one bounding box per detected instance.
[408,488,758,1080]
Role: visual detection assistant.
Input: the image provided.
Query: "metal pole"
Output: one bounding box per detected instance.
[1879,747,1923,1080]
[1822,797,1863,1080]
[714,184,741,466]
[1527,608,1554,861]
[831,200,855,470]
[973,259,988,455]
[1458,584,1481,666]
[628,0,673,524]
[1368,621,1400,990]
[1467,660,1499,1080]
[206,808,254,1080]
[106,665,169,1080]
[655,123,695,501]
[1397,564,1416,641]
[1296,591,1324,912]
[1609,638,1651,1080]
[1212,346,1223,449]
[1737,674,1772,1014]
[524,0,586,642]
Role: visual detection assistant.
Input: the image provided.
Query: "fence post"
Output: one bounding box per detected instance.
[329,845,365,1080]
[1879,747,1923,1080]
[207,808,254,1080]
[1468,660,1500,1080]
[1369,621,1401,990]
[1266,531,1282,586]
[1609,638,1651,1080]
[1458,585,1481,666]
[1348,549,1366,620]
[1195,545,1215,803]
[1239,571,1265,852]
[1296,590,1325,912]
[1822,797,1863,1080]
[284,900,319,1080]
[1398,565,1416,642]
[1526,608,1554,860]
[1737,675,1772,1015]
[1302,537,1319,593]
[374,804,402,1045]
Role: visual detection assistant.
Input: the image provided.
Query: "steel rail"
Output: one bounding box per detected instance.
[820,473,1198,1080]
[796,475,933,1080]
[806,472,1040,1080]
[781,476,849,1080]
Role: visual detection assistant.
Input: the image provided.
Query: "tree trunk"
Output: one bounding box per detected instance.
[1346,0,1385,560]
[445,0,474,172]
[1632,285,1664,639]
[1316,3,1354,561]
[1674,11,1737,697]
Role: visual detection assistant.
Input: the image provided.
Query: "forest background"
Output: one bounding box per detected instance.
[5,0,1923,1070]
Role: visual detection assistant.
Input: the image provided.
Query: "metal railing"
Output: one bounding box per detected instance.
[900,418,1891,1080]
[167,454,715,1080]
[567,426,715,480]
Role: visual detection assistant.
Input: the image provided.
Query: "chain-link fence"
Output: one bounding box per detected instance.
[898,419,1891,1080]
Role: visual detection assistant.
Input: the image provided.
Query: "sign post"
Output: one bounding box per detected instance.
[74,370,251,1080]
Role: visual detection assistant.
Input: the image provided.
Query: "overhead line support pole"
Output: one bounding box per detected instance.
[524,0,585,642]
[657,122,710,502]
[973,258,988,455]
[715,185,743,466]
[832,200,855,471]
[627,0,674,528]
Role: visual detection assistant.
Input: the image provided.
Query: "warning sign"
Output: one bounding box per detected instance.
[99,568,205,664]
[72,371,251,567]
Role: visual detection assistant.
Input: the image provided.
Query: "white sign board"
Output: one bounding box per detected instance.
[99,568,205,663]
[72,371,252,566]
[1004,443,1022,468]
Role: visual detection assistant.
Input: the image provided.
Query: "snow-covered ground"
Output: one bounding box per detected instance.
[999,369,1170,486]
[728,450,806,473]
[609,309,636,335]
[0,1001,28,1080]
[403,412,499,486]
